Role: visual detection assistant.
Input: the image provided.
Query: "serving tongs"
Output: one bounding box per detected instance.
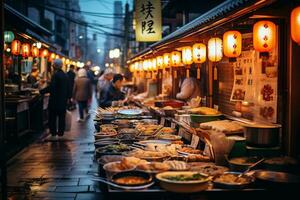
[235,158,265,181]
[136,125,164,139]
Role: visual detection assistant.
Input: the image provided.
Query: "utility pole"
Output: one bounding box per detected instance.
[0,0,8,199]
[121,3,130,69]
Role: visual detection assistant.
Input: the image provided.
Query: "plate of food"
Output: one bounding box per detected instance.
[94,140,119,148]
[96,144,132,156]
[103,157,147,174]
[213,172,255,189]
[186,154,211,162]
[157,134,182,141]
[125,149,169,161]
[163,161,190,171]
[103,161,136,174]
[187,107,220,115]
[94,131,118,140]
[158,127,176,135]
[97,155,124,165]
[228,156,262,172]
[136,124,162,135]
[118,128,137,135]
[189,162,228,176]
[136,162,170,174]
[100,124,118,131]
[177,146,202,155]
[156,171,210,193]
[111,171,153,187]
[112,119,130,127]
[138,140,172,145]
[117,109,143,116]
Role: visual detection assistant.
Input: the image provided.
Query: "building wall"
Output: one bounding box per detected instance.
[6,0,86,59]
[103,1,124,69]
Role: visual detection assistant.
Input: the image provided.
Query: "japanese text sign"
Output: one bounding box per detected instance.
[135,0,162,42]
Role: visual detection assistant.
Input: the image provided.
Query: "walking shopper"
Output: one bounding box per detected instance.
[40,59,70,139]
[73,68,92,122]
[67,64,76,110]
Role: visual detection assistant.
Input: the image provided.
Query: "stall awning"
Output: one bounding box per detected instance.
[129,0,276,61]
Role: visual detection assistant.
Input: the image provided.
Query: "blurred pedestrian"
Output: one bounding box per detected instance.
[85,64,95,85]
[40,59,70,139]
[67,64,76,110]
[97,68,113,105]
[73,68,92,122]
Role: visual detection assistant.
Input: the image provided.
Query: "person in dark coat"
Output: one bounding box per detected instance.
[67,64,76,94]
[99,74,125,108]
[40,59,70,139]
[67,64,76,109]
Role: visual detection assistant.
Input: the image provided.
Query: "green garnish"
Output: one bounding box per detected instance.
[163,173,205,181]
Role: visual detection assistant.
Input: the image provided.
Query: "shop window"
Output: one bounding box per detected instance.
[56,19,66,34]
[28,7,40,24]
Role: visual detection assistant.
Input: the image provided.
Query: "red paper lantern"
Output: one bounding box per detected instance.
[21,43,31,57]
[291,6,300,45]
[31,46,39,57]
[41,49,49,58]
[223,31,242,58]
[253,21,276,53]
[11,40,21,55]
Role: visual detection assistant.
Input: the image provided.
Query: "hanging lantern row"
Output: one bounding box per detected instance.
[7,39,84,68]
[129,20,280,74]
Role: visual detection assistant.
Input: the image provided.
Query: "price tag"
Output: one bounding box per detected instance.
[160,117,165,126]
[190,134,200,148]
[171,122,176,129]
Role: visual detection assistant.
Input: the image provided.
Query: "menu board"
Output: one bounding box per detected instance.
[256,52,278,123]
[230,33,278,123]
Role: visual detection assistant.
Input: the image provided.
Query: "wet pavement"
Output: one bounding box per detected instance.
[6,97,104,200]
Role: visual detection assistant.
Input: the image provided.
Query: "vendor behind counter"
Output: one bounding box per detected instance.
[99,74,126,108]
[176,67,202,101]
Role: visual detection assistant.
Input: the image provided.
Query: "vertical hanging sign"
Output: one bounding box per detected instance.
[135,0,162,42]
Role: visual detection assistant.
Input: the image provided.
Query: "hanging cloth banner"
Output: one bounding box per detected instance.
[135,0,162,42]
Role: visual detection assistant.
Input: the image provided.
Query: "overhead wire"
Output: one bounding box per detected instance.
[27,0,125,18]
[25,2,128,36]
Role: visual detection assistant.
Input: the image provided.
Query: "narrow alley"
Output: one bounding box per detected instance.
[6,97,103,200]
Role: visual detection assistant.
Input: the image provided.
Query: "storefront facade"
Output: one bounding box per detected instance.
[128,0,300,157]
